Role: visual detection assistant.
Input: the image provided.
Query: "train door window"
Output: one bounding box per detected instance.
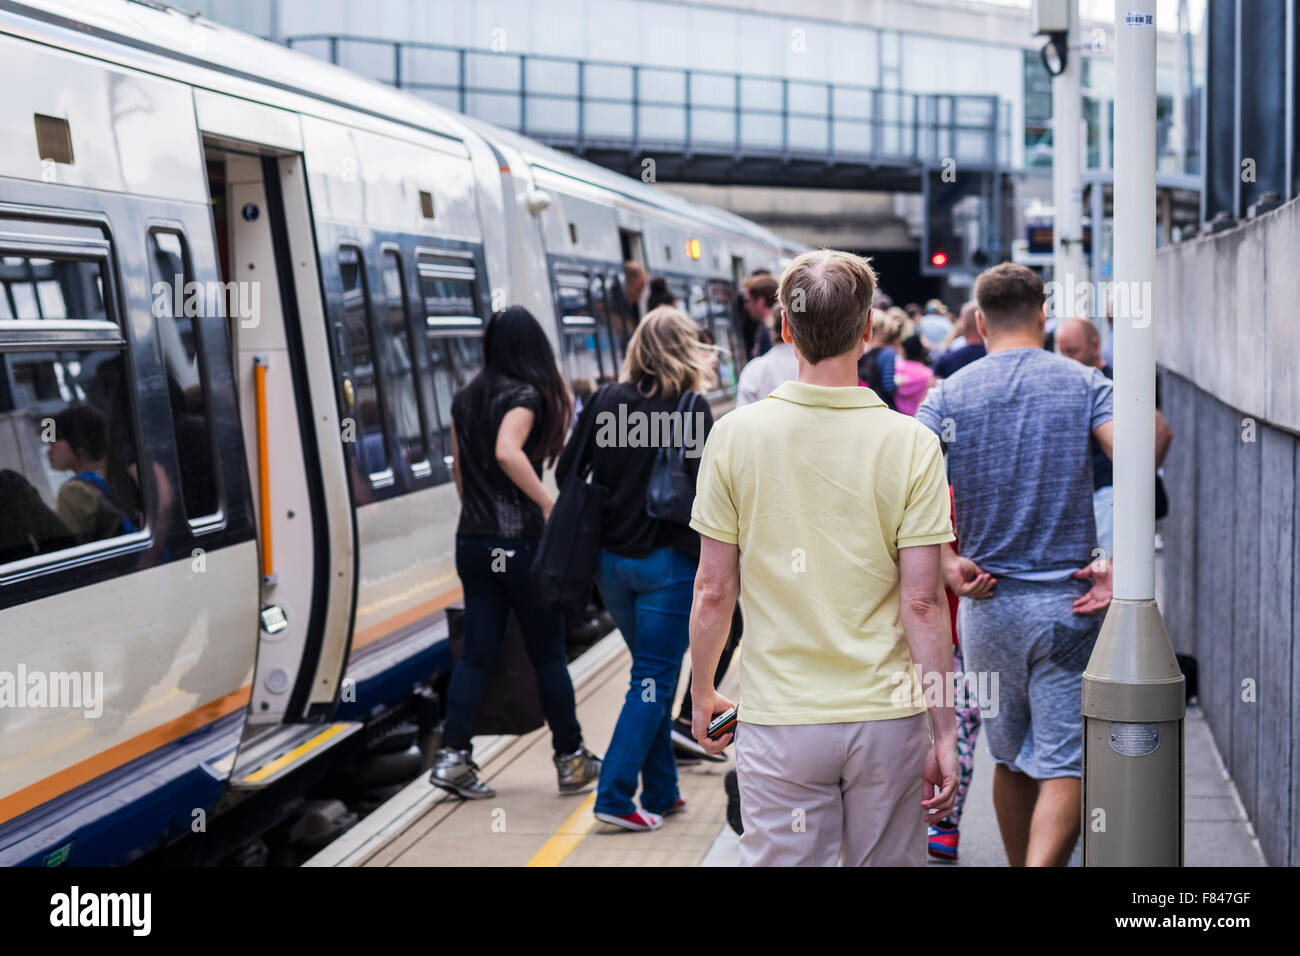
[0,244,143,568]
[555,267,613,386]
[670,279,691,313]
[338,245,392,487]
[706,279,742,393]
[148,229,220,523]
[419,253,483,475]
[378,250,431,479]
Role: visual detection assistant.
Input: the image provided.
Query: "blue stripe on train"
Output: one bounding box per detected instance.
[0,711,240,867]
[333,635,451,722]
[2,636,451,866]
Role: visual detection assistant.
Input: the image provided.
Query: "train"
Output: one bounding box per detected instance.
[0,0,800,865]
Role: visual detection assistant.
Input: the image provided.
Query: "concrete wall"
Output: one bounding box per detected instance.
[1156,196,1300,434]
[1157,196,1300,866]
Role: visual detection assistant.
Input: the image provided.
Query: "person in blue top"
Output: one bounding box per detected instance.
[48,403,134,544]
[917,264,1114,868]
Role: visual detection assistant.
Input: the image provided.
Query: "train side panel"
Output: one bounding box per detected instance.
[0,35,260,864]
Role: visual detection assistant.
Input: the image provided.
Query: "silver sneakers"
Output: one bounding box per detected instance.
[554,747,602,794]
[429,747,495,800]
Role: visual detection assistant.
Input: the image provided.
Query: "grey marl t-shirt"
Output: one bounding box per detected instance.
[916,347,1113,578]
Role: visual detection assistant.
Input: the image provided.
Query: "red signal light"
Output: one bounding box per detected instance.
[930,251,948,267]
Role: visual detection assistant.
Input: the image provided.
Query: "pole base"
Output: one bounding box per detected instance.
[1082,598,1185,866]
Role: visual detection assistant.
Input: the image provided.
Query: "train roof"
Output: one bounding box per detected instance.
[8,0,805,257]
[4,0,479,148]
[455,114,797,252]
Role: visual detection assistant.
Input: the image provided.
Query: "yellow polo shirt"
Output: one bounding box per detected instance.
[690,381,954,725]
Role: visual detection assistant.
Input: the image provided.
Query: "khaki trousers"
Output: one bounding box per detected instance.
[735,714,930,866]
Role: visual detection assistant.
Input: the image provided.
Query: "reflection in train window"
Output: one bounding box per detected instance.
[338,245,390,483]
[555,268,614,385]
[705,279,741,393]
[0,255,107,323]
[379,251,430,476]
[0,346,142,565]
[148,230,220,522]
[426,333,484,469]
[418,253,484,479]
[604,269,637,364]
[422,275,475,315]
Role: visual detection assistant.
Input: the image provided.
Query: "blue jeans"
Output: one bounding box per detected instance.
[593,546,697,816]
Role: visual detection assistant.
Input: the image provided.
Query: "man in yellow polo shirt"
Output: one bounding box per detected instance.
[688,249,959,866]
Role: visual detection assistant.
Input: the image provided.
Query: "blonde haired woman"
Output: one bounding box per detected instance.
[556,306,715,831]
[858,307,904,409]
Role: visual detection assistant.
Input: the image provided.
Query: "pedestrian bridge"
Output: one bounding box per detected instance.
[286,35,1011,191]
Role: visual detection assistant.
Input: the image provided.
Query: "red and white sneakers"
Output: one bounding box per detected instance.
[594,808,664,831]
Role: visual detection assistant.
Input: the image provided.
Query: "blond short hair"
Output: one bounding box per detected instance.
[620,306,712,398]
[777,249,878,363]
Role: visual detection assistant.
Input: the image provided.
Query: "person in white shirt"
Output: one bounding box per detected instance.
[735,305,799,406]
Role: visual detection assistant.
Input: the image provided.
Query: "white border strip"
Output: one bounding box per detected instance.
[304,630,626,867]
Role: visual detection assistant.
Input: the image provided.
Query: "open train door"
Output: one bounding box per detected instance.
[196,94,360,791]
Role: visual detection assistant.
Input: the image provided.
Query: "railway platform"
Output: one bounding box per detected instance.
[306,631,1266,868]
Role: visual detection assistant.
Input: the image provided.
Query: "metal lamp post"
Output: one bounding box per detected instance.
[1081,0,1185,867]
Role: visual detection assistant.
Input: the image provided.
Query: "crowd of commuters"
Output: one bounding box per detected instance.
[433,248,1171,865]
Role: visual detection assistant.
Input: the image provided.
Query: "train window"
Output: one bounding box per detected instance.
[555,267,615,386]
[0,255,107,323]
[426,334,484,472]
[148,230,220,522]
[705,279,741,394]
[604,269,637,364]
[338,245,391,486]
[419,253,484,475]
[0,246,142,568]
[379,251,430,477]
[419,255,477,319]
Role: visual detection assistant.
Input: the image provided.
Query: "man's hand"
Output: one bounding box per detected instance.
[1071,560,1112,615]
[690,686,737,757]
[942,551,996,599]
[922,729,958,819]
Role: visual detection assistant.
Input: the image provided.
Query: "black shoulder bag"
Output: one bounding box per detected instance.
[531,388,608,610]
[646,390,701,526]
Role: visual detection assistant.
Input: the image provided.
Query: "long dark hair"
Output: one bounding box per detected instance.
[479,306,571,466]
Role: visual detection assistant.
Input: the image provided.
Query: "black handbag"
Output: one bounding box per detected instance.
[646,390,700,526]
[531,388,607,610]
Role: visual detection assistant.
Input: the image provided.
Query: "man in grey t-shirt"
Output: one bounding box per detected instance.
[916,263,1114,868]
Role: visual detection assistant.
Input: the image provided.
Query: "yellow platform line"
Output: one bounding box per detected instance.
[525,793,597,867]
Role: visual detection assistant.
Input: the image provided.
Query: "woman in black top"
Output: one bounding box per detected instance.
[431,307,600,800]
[556,306,714,831]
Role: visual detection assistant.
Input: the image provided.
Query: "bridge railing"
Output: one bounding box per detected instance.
[286,35,1011,170]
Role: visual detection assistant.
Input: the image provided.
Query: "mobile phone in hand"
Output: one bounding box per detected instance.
[706,706,737,740]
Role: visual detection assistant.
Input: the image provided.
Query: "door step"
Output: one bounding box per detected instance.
[226,721,363,789]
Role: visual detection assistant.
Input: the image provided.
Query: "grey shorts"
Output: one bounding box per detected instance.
[957,576,1102,779]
